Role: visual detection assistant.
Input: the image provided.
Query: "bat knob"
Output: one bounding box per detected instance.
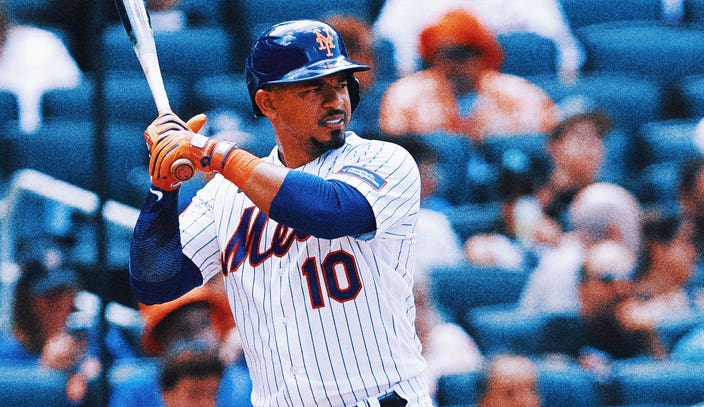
[172,158,195,181]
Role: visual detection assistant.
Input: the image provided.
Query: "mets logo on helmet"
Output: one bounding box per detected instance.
[313,27,335,57]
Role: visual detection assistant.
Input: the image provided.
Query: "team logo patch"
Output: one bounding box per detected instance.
[337,166,387,190]
[313,27,335,57]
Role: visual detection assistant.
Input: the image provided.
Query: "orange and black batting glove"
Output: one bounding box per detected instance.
[144,112,213,191]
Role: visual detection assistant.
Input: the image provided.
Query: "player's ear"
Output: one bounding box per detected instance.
[255,89,276,118]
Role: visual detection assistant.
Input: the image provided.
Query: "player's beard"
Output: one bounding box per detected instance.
[311,109,347,153]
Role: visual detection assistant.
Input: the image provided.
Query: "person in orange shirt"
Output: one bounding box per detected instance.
[378,9,557,142]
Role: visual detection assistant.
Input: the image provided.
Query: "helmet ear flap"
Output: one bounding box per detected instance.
[347,72,361,113]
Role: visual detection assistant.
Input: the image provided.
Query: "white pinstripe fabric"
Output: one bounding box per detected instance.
[179,132,432,406]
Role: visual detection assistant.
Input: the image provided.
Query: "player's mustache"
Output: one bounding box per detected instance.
[318,109,346,124]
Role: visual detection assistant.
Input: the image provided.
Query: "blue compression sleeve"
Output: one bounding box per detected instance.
[129,187,203,305]
[269,171,376,239]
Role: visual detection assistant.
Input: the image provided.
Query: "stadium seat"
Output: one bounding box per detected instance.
[611,359,704,405]
[638,119,700,166]
[103,73,186,127]
[435,360,600,407]
[42,77,95,121]
[0,90,19,123]
[10,119,95,190]
[678,74,704,118]
[559,0,665,29]
[413,132,474,205]
[193,74,252,121]
[175,0,228,27]
[635,161,684,206]
[234,0,375,44]
[530,71,663,137]
[497,32,558,77]
[102,25,233,117]
[446,202,503,242]
[685,0,704,23]
[104,122,151,208]
[427,263,529,326]
[465,305,584,356]
[0,363,73,407]
[43,74,184,127]
[577,21,704,86]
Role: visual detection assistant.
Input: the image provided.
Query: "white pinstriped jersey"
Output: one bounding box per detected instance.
[179,132,432,407]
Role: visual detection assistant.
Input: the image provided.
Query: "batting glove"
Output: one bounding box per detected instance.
[145,112,233,191]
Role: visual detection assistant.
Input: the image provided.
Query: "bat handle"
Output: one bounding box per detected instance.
[171,158,195,182]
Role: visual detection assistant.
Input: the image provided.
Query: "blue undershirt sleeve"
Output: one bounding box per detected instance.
[269,171,376,239]
[129,187,203,305]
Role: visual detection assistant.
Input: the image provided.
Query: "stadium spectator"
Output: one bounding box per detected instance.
[678,156,704,260]
[373,0,585,82]
[0,2,82,133]
[535,100,618,230]
[0,260,102,403]
[519,182,642,314]
[576,240,650,363]
[108,281,252,407]
[615,211,698,353]
[378,9,557,142]
[463,147,551,270]
[414,273,483,399]
[159,339,225,407]
[476,354,541,407]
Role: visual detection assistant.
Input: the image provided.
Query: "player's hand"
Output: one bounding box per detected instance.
[145,112,211,191]
[144,112,207,149]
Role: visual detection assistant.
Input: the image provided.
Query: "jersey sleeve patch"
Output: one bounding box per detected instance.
[336,165,387,190]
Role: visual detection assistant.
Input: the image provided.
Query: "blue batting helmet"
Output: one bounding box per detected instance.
[245,19,371,117]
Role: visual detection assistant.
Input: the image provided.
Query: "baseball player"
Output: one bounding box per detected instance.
[129,19,432,407]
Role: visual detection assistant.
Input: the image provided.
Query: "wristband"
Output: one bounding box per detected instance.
[210,141,262,186]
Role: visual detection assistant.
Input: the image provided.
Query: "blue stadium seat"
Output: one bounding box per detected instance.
[175,0,228,26]
[577,21,704,85]
[638,119,700,166]
[234,0,376,43]
[465,305,584,356]
[104,122,151,208]
[193,74,252,121]
[530,71,663,137]
[42,77,95,121]
[446,202,503,243]
[497,32,558,77]
[103,73,186,127]
[686,0,704,23]
[10,119,95,190]
[0,90,18,123]
[435,360,600,407]
[102,25,233,117]
[0,363,73,407]
[427,263,529,326]
[414,132,474,205]
[43,74,184,127]
[678,74,704,118]
[635,161,684,206]
[559,0,665,29]
[611,360,704,405]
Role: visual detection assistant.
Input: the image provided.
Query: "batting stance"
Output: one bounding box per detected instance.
[130,20,432,407]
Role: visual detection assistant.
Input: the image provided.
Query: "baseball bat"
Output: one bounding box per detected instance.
[114,0,195,182]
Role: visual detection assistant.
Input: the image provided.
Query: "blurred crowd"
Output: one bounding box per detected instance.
[2,0,704,406]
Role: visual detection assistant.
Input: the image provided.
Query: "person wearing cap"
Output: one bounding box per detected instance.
[160,339,226,407]
[518,182,643,315]
[0,259,104,403]
[378,9,557,142]
[129,18,432,406]
[109,282,252,407]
